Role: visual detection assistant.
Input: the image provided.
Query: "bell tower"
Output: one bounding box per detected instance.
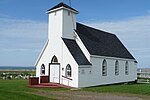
[47,2,79,40]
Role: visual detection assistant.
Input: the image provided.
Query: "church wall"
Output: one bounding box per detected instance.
[78,56,137,88]
[36,10,64,82]
[48,10,63,39]
[36,7,79,86]
[61,40,79,88]
[36,42,52,83]
[62,10,76,39]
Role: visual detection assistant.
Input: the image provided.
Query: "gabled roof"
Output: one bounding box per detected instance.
[75,23,135,60]
[62,38,91,65]
[48,2,78,13]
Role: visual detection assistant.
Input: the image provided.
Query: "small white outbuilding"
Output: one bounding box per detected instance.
[35,2,137,88]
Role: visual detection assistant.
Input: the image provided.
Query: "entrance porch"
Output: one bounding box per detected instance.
[28,76,72,88]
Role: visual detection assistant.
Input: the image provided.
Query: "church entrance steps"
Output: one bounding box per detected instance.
[28,82,72,88]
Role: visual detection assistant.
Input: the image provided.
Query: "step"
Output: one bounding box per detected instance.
[29,82,73,88]
[28,85,61,88]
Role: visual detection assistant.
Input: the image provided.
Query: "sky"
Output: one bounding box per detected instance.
[0,0,150,68]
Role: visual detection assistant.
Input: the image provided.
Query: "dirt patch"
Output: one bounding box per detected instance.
[35,90,149,100]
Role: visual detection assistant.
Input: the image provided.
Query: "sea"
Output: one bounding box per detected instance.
[0,66,35,70]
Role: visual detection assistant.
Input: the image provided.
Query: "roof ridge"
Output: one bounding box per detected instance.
[48,2,78,13]
[76,22,115,36]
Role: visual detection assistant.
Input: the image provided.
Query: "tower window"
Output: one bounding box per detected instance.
[68,11,70,16]
[54,12,57,16]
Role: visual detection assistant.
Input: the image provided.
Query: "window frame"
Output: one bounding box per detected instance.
[115,60,119,75]
[125,61,129,75]
[51,55,58,63]
[54,11,57,16]
[68,11,71,16]
[102,59,107,76]
[41,64,45,75]
[66,64,72,77]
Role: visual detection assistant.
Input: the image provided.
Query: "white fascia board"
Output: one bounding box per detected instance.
[47,7,79,14]
[79,65,92,68]
[91,55,136,62]
[34,39,49,67]
[73,30,91,61]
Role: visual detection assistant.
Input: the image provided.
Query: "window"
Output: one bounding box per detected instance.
[68,11,70,16]
[54,12,57,16]
[66,64,71,77]
[125,61,129,75]
[102,59,107,76]
[89,70,92,74]
[51,56,58,63]
[115,60,119,75]
[41,64,45,75]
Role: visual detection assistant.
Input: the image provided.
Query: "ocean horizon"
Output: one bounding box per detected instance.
[0,66,35,70]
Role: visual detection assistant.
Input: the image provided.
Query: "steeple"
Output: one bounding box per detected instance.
[47,2,78,40]
[47,2,79,14]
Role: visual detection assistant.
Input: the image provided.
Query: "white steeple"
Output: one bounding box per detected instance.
[47,2,79,40]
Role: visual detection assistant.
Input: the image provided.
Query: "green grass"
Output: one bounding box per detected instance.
[1,79,150,100]
[0,79,56,100]
[82,83,150,96]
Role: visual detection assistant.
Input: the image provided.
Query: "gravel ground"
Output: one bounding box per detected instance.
[35,90,149,100]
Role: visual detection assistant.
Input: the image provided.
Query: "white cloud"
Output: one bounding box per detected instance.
[0,18,48,66]
[85,15,150,68]
[0,18,48,49]
[0,18,47,39]
[0,15,150,67]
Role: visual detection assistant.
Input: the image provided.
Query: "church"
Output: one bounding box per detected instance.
[35,2,137,88]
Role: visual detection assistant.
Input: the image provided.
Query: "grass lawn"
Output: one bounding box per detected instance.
[0,79,58,100]
[82,83,150,96]
[0,79,150,100]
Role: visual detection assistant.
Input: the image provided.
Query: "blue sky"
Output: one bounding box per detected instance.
[0,0,150,68]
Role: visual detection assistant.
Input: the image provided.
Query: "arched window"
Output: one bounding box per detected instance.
[51,55,58,63]
[115,60,119,75]
[102,59,107,76]
[125,61,129,75]
[41,64,45,75]
[66,64,72,77]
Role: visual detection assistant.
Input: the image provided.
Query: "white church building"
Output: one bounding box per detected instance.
[35,2,137,88]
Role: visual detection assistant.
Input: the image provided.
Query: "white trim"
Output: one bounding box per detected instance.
[73,30,91,61]
[79,66,91,68]
[47,7,79,14]
[90,55,135,61]
[35,39,49,66]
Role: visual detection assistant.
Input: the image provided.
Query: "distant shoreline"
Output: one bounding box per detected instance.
[0,66,35,71]
[0,70,35,72]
